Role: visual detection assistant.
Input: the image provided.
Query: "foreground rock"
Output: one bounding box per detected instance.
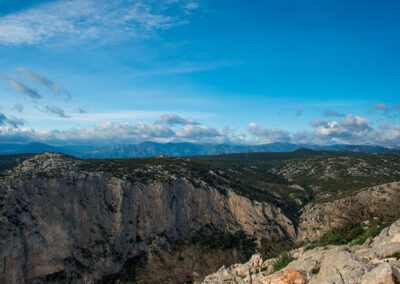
[203,219,400,284]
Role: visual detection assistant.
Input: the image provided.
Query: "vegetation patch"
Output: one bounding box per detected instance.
[351,224,384,245]
[306,223,363,250]
[385,251,400,259]
[186,230,256,259]
[306,221,391,250]
[272,252,294,272]
[259,235,294,259]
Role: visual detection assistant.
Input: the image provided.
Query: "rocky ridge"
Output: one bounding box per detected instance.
[203,218,400,284]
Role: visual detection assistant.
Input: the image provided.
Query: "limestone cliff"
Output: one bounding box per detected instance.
[0,153,296,283]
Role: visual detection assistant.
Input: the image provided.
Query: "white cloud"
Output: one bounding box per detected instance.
[155,113,198,126]
[0,121,173,145]
[0,114,226,145]
[247,122,291,143]
[175,124,219,138]
[246,115,400,146]
[310,120,327,127]
[0,0,199,46]
[313,115,372,143]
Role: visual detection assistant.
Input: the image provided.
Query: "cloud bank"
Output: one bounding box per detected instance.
[1,112,399,146]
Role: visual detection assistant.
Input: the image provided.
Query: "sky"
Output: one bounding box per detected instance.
[0,0,399,146]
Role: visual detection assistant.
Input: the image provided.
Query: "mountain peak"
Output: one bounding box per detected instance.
[0,152,81,180]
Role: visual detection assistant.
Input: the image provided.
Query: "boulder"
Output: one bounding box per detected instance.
[361,263,400,284]
[257,270,306,284]
[308,248,369,284]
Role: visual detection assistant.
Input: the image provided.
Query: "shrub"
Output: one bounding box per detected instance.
[306,222,364,250]
[311,266,320,274]
[272,252,293,272]
[306,220,392,251]
[351,224,383,245]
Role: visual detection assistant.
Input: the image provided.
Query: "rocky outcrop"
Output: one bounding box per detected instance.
[297,182,400,243]
[203,219,400,284]
[361,263,400,284]
[0,153,296,283]
[259,270,306,284]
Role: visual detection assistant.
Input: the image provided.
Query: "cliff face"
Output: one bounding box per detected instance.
[0,153,296,283]
[296,181,400,243]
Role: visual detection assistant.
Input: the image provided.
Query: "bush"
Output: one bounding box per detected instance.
[306,223,364,250]
[311,266,320,274]
[306,221,391,250]
[272,252,293,272]
[351,224,383,245]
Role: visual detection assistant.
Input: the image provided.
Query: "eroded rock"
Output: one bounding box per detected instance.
[203,217,400,284]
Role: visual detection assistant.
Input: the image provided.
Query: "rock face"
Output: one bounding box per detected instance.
[0,153,296,283]
[203,219,400,284]
[296,182,400,243]
[361,263,400,284]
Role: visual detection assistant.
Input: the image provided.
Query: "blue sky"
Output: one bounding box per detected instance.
[0,0,399,146]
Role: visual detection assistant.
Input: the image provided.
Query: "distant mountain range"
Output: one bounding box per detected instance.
[0,141,399,158]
